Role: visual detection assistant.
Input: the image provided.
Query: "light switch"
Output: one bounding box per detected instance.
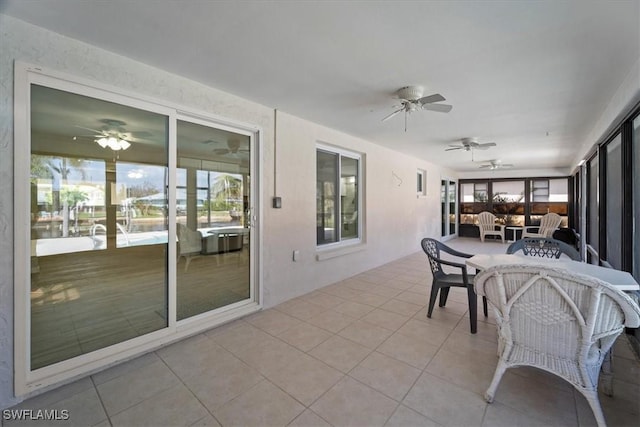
[293,250,300,261]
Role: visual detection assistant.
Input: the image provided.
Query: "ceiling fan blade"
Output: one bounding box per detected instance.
[422,103,453,113]
[479,164,492,168]
[417,93,445,104]
[74,125,105,134]
[381,108,404,122]
[475,143,497,150]
[445,146,462,151]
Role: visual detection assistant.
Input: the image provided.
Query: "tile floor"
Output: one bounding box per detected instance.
[5,238,640,426]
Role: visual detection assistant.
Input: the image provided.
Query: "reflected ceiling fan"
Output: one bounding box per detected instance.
[212,139,249,156]
[75,118,152,151]
[479,159,514,170]
[446,137,496,152]
[381,86,452,131]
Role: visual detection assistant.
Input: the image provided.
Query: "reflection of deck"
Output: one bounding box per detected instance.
[30,243,250,370]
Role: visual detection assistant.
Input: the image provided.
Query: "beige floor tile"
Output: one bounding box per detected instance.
[482,401,557,427]
[396,319,452,347]
[356,291,392,307]
[333,300,375,318]
[303,292,347,309]
[576,386,640,427]
[380,299,424,317]
[214,380,304,427]
[350,351,422,401]
[157,335,237,380]
[403,372,487,427]
[393,289,428,304]
[341,277,378,292]
[425,348,497,395]
[265,353,344,406]
[209,322,274,354]
[311,377,399,427]
[492,370,578,425]
[288,409,332,427]
[91,352,160,386]
[377,331,440,369]
[320,284,363,300]
[5,387,107,427]
[358,273,395,286]
[384,404,442,427]
[183,358,263,411]
[110,383,209,426]
[452,315,498,343]
[440,330,498,367]
[306,309,357,333]
[338,319,394,349]
[367,285,403,298]
[275,298,329,320]
[7,377,94,410]
[276,322,333,352]
[96,358,181,416]
[413,307,465,330]
[245,309,302,335]
[309,335,372,373]
[380,279,417,291]
[189,415,222,426]
[234,338,306,376]
[361,308,411,332]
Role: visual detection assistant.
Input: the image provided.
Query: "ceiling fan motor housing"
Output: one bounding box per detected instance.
[396,86,424,101]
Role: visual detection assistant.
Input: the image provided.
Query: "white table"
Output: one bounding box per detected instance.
[467,254,639,291]
[505,226,522,243]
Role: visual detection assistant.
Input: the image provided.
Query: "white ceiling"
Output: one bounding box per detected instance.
[3,0,640,175]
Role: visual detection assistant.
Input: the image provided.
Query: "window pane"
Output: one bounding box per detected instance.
[606,135,622,268]
[587,157,599,256]
[317,150,338,245]
[341,156,358,240]
[30,84,168,369]
[176,120,250,319]
[492,181,524,226]
[633,115,640,282]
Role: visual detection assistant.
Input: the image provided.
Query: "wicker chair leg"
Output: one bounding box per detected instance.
[427,284,439,318]
[485,361,508,403]
[582,390,607,427]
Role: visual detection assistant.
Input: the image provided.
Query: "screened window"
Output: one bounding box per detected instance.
[316,146,361,246]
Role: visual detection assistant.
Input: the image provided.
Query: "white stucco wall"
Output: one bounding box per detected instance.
[0,15,452,407]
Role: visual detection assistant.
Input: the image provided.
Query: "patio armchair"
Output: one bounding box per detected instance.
[521,212,561,239]
[474,264,640,427]
[421,238,488,334]
[506,237,581,261]
[177,223,202,271]
[478,211,505,243]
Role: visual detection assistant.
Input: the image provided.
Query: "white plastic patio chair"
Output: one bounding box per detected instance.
[177,223,203,271]
[521,212,562,239]
[474,264,640,427]
[478,211,505,243]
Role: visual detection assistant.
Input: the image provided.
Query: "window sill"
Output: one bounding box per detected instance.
[316,243,366,261]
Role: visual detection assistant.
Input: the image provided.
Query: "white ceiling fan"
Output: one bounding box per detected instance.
[75,118,152,151]
[381,86,452,131]
[212,138,249,156]
[446,137,496,152]
[479,159,514,170]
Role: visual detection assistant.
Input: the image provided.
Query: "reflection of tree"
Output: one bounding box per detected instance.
[492,192,524,225]
[61,188,88,235]
[211,174,242,210]
[129,181,160,217]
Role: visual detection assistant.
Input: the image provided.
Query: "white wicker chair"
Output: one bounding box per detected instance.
[521,212,562,239]
[474,264,640,427]
[177,223,203,271]
[478,211,505,243]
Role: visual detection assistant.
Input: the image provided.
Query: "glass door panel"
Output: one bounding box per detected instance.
[176,120,251,319]
[448,180,456,235]
[30,84,168,369]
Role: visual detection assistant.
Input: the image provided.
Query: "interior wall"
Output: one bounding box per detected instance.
[0,15,452,408]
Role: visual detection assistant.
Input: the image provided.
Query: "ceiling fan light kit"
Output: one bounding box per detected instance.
[382,85,452,131]
[96,136,131,151]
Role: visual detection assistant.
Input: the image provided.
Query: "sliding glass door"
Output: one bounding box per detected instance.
[441,178,457,240]
[16,65,258,394]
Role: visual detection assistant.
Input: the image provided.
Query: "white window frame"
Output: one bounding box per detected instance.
[316,143,363,250]
[13,62,263,396]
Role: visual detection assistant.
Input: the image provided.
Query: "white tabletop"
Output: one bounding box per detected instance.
[467,254,639,291]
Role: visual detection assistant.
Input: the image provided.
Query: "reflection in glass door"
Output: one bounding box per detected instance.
[29,85,169,369]
[441,179,457,240]
[176,119,251,319]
